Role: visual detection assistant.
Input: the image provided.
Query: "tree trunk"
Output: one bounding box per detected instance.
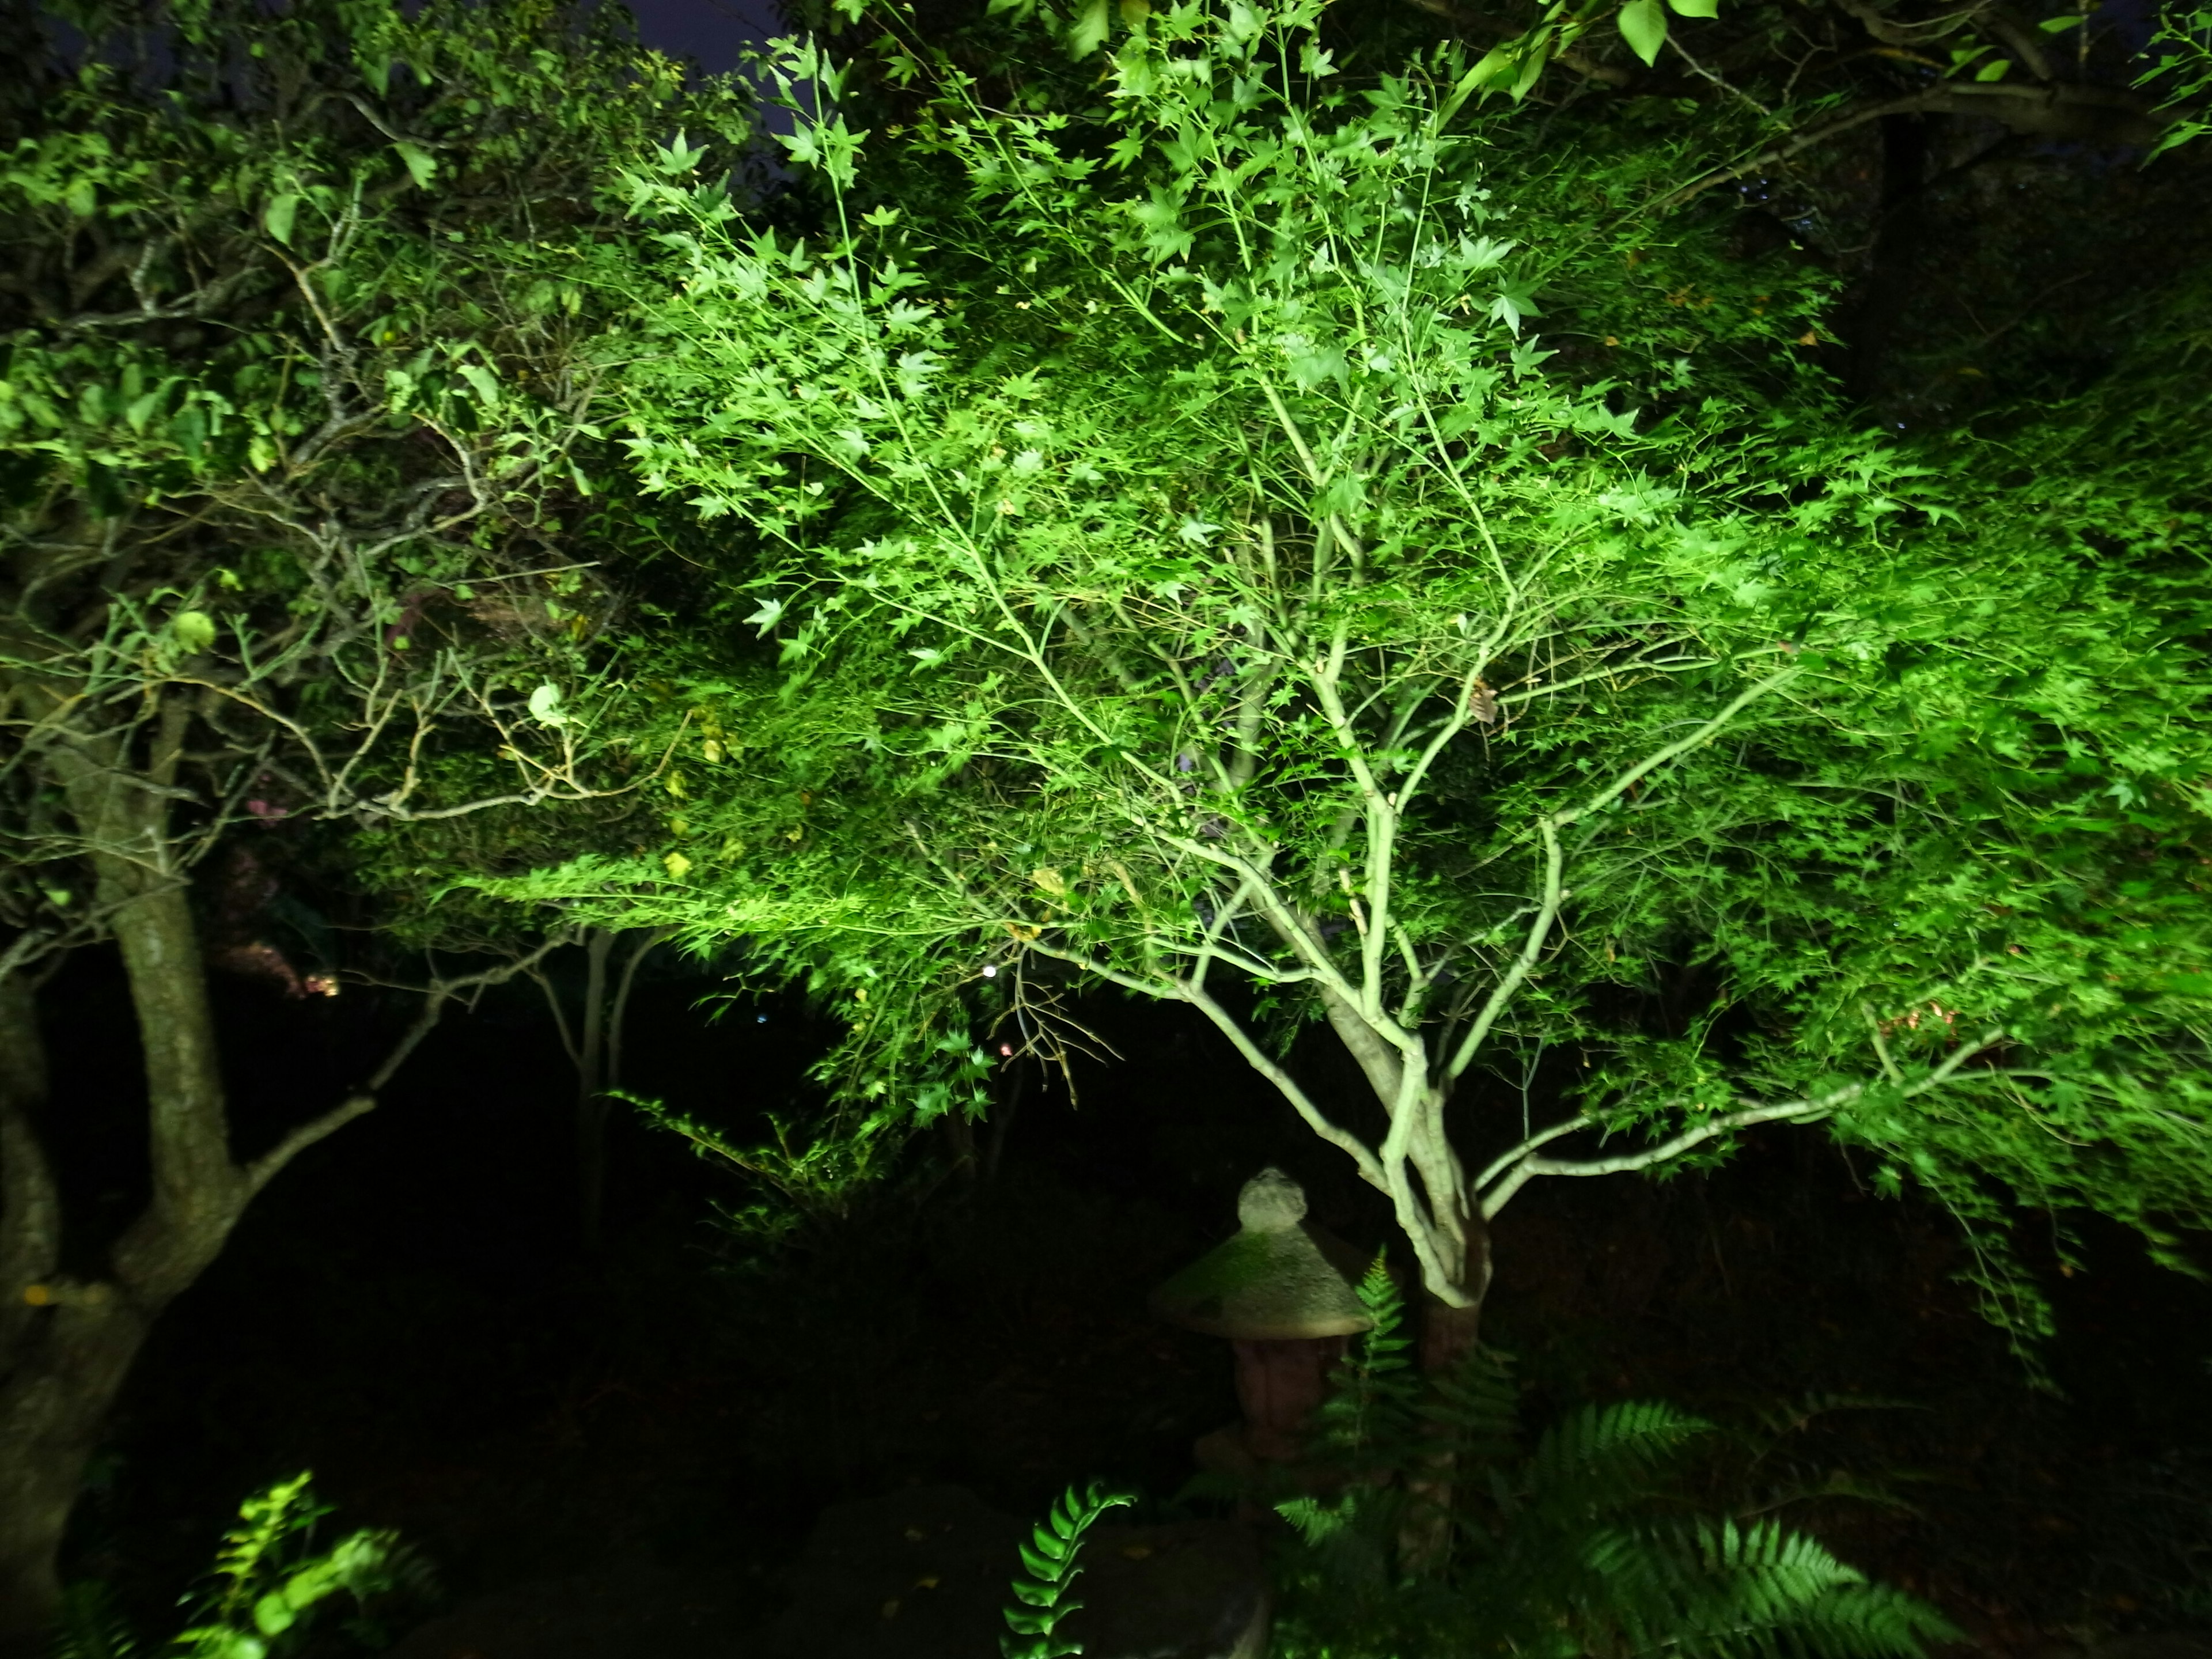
[574,927,613,1252]
[1846,112,1933,409]
[0,1297,156,1655]
[0,738,303,1657]
[559,927,661,1252]
[1419,1296,1484,1377]
[1401,1156,1492,1571]
[0,865,244,1659]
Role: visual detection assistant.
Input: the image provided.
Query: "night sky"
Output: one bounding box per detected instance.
[626,0,783,72]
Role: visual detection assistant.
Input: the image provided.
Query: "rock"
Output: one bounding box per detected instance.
[2092,1637,2212,1659]
[380,1555,756,1659]
[760,1485,1026,1659]
[761,1484,1270,1659]
[1059,1518,1271,1659]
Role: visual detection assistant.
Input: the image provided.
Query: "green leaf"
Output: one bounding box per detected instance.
[172,610,218,656]
[528,684,567,726]
[250,1592,296,1638]
[1618,0,1668,64]
[1067,0,1112,58]
[263,191,300,247]
[1974,54,2013,79]
[393,142,437,190]
[458,363,501,408]
[1488,278,1543,335]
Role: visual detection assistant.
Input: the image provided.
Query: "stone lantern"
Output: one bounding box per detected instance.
[1151,1168,1372,1472]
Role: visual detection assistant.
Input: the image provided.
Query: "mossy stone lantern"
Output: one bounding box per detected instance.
[1151,1167,1371,1469]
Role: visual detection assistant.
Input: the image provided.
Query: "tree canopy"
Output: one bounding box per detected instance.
[469,0,2211,1342]
[0,1,744,1639]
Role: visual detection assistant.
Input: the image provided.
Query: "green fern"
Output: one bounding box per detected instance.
[1001,1480,1134,1659]
[1269,1286,1961,1659]
[50,1474,429,1659]
[47,1582,138,1659]
[169,1471,425,1659]
[1305,1256,1422,1476]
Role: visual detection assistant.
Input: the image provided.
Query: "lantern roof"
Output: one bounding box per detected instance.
[1149,1168,1374,1340]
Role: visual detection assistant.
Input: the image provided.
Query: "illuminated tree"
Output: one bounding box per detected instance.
[491,0,2210,1377]
[0,2,744,1642]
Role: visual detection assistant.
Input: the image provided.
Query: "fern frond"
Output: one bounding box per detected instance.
[44,1583,138,1659]
[1309,1255,1422,1468]
[1616,1519,1961,1659]
[202,1472,325,1624]
[1422,1343,1521,1472]
[170,1475,419,1659]
[1000,1479,1133,1659]
[1524,1399,1711,1522]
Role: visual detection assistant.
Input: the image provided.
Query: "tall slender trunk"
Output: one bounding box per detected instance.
[0,737,349,1658]
[1846,112,1933,408]
[0,851,246,1652]
[558,928,660,1252]
[574,928,613,1252]
[1414,1141,1491,1375]
[1399,1089,1493,1569]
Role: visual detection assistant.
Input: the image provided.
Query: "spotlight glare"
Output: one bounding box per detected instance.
[981,964,998,978]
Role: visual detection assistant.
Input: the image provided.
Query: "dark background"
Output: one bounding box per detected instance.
[46,936,2212,1647]
[30,0,2212,1646]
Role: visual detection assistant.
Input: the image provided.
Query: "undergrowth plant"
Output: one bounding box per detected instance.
[1269,1263,1960,1659]
[48,1474,428,1659]
[1001,1482,1134,1659]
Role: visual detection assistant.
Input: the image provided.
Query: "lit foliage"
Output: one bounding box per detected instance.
[0,0,744,961]
[48,1474,426,1659]
[1266,1262,1961,1659]
[484,0,2210,1335]
[2141,3,2212,154]
[999,1480,1135,1659]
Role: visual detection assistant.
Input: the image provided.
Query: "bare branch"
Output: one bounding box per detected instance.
[1477,1028,2010,1220]
[1662,84,2169,209]
[244,1093,377,1194]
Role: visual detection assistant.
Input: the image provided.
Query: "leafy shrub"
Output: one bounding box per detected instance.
[1267,1262,1960,1659]
[50,1474,430,1659]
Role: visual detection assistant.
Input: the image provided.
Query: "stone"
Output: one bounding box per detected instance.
[381,1555,756,1659]
[2091,1638,2212,1659]
[760,1484,1023,1659]
[1148,1169,1371,1342]
[1059,1519,1271,1659]
[760,1484,1270,1659]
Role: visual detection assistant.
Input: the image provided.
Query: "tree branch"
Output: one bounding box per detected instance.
[244,1093,377,1194]
[1662,82,2170,209]
[1477,1028,2009,1220]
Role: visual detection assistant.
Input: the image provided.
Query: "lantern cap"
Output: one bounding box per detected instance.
[1149,1167,1373,1340]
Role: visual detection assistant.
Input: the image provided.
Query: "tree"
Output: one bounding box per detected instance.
[1393,0,2212,419]
[0,1,741,1642]
[357,801,687,1252]
[487,0,2209,1374]
[781,0,2212,424]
